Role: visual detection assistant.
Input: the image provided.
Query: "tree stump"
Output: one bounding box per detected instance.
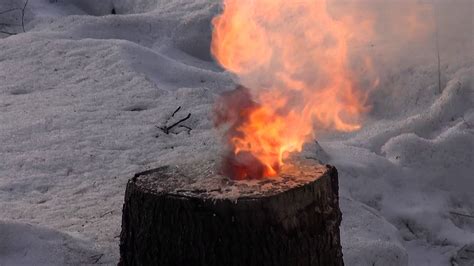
[119,159,343,266]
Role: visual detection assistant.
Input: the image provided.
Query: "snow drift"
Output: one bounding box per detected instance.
[0,0,473,265]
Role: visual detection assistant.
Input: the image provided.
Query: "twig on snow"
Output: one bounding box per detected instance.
[158,106,193,135]
[177,125,192,134]
[171,106,181,117]
[160,113,191,134]
[178,125,192,131]
[162,106,181,126]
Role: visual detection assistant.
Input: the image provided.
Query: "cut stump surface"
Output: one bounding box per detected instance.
[120,159,344,266]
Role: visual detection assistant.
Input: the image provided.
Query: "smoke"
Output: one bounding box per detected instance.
[342,2,470,47]
[326,0,473,120]
[329,0,473,76]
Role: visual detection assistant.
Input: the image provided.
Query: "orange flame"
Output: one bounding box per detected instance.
[212,0,370,179]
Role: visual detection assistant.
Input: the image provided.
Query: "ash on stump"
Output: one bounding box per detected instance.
[119,159,343,266]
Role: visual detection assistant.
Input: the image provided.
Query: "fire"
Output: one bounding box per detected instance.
[212,0,370,180]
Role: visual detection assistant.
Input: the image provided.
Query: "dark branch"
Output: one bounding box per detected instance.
[171,106,181,117]
[178,125,192,131]
[178,125,192,134]
[157,106,193,135]
[99,210,114,218]
[162,106,181,126]
[160,113,191,134]
[167,113,191,131]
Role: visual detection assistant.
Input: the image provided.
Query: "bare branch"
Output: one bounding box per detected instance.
[178,125,192,134]
[157,106,193,134]
[160,113,191,135]
[171,106,181,117]
[160,113,191,134]
[161,106,181,126]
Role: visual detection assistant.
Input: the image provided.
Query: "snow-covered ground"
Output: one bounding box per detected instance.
[0,0,472,265]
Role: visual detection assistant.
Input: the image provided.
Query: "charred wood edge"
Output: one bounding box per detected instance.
[0,0,28,35]
[157,106,192,135]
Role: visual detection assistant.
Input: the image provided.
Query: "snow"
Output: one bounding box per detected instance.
[0,220,102,265]
[340,197,408,266]
[0,0,473,265]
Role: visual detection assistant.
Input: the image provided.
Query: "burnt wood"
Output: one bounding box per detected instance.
[119,160,344,266]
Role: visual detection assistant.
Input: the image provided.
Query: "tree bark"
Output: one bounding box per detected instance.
[119,160,343,266]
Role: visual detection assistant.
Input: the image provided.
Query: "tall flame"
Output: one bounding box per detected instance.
[212,0,371,180]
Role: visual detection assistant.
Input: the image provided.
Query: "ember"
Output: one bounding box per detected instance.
[211,0,371,179]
